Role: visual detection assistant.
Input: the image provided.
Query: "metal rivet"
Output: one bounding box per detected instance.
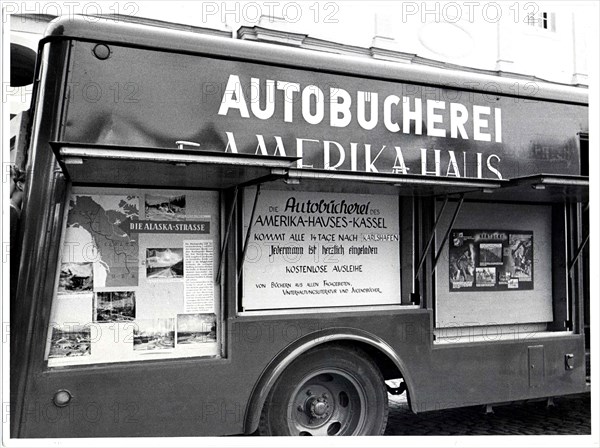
[92,44,111,60]
[53,389,72,407]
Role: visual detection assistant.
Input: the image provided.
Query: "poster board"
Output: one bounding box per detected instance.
[242,189,401,310]
[435,202,553,328]
[45,187,220,367]
[449,229,534,291]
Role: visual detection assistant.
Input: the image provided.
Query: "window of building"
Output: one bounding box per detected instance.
[526,11,556,32]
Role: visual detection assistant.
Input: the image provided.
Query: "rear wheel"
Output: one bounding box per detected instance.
[259,344,388,436]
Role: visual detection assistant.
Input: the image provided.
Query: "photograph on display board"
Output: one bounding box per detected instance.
[48,325,91,358]
[146,248,184,279]
[94,291,136,322]
[58,262,93,293]
[145,194,186,221]
[507,234,533,281]
[177,313,217,345]
[449,233,476,289]
[449,229,533,291]
[479,243,503,266]
[507,278,520,289]
[133,318,175,351]
[475,267,497,287]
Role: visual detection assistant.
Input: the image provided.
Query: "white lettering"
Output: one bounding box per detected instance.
[224,131,239,153]
[426,100,446,137]
[494,108,502,143]
[421,148,441,176]
[330,88,352,128]
[250,78,275,120]
[219,74,505,149]
[383,95,401,132]
[323,140,346,170]
[301,85,325,125]
[403,97,423,135]
[254,134,268,155]
[350,142,358,171]
[450,102,469,139]
[473,105,491,142]
[446,150,461,177]
[393,147,409,174]
[277,81,300,123]
[357,91,378,130]
[365,144,387,172]
[272,135,287,157]
[487,154,502,179]
[218,74,249,117]
[296,138,319,168]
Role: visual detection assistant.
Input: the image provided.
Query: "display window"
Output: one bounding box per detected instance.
[435,202,553,328]
[241,188,402,311]
[45,187,221,366]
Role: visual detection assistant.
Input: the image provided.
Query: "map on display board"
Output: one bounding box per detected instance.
[66,195,140,287]
[48,189,220,367]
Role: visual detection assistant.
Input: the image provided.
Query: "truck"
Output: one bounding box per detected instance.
[10,15,589,437]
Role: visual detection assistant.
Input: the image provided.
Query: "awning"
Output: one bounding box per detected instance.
[50,142,299,189]
[284,169,505,196]
[50,143,587,203]
[467,174,589,203]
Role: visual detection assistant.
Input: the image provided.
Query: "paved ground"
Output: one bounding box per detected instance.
[385,392,591,435]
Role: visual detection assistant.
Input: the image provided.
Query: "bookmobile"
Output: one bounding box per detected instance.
[10,15,589,437]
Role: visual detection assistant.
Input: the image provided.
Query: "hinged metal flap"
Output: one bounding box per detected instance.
[285,169,504,196]
[50,142,298,189]
[469,174,589,203]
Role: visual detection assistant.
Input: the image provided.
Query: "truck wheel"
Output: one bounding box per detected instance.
[259,344,388,436]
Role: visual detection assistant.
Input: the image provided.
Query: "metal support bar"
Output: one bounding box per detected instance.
[414,196,449,281]
[237,184,261,284]
[431,194,465,274]
[215,169,287,284]
[568,233,589,273]
[216,186,238,284]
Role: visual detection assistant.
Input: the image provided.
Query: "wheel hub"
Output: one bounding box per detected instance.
[307,396,330,419]
[287,370,370,436]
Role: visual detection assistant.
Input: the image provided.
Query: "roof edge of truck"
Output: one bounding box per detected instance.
[42,15,588,105]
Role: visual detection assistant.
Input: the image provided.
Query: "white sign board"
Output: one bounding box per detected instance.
[46,188,221,367]
[242,189,401,310]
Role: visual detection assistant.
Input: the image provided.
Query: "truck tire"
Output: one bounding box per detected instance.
[259,344,389,436]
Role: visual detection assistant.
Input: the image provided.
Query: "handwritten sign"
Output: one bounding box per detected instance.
[242,190,401,310]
